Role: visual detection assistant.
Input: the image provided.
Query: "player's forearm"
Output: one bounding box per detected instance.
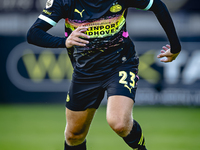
[27,28,66,48]
[27,19,66,48]
[150,0,181,53]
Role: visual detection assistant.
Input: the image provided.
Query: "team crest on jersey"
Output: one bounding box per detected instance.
[110,3,122,13]
[46,0,54,9]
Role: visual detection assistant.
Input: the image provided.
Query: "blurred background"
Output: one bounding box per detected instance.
[0,0,200,150]
[1,0,200,105]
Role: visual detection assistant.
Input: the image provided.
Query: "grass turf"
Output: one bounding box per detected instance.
[0,105,200,150]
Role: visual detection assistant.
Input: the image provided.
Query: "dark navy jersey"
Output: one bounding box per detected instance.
[28,0,180,78]
[38,0,154,77]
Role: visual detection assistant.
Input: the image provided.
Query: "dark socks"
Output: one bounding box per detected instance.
[64,120,146,150]
[64,140,86,150]
[123,120,147,150]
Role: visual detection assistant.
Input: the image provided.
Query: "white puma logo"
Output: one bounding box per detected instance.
[74,9,85,18]
[124,85,133,93]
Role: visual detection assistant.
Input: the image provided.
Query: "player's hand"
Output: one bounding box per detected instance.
[65,27,90,48]
[157,44,180,63]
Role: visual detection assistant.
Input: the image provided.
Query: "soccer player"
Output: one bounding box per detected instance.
[27,0,181,149]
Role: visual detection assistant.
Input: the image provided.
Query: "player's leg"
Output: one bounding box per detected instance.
[106,56,147,149]
[64,77,105,149]
[106,95,134,137]
[64,107,96,149]
[106,96,146,150]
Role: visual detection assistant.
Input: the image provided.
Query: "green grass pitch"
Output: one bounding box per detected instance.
[0,105,200,150]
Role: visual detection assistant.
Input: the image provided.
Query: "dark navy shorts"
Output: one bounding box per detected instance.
[65,58,139,111]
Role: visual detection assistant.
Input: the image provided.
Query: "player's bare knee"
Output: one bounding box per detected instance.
[107,117,129,137]
[65,131,86,146]
[113,123,128,137]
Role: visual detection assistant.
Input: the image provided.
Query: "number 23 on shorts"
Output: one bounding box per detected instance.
[119,71,136,89]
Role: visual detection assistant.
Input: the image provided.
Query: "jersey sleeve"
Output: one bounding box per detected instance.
[127,0,154,10]
[38,0,67,27]
[127,0,181,53]
[27,0,69,48]
[149,0,181,53]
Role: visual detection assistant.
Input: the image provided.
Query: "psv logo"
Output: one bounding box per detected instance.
[110,3,122,13]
